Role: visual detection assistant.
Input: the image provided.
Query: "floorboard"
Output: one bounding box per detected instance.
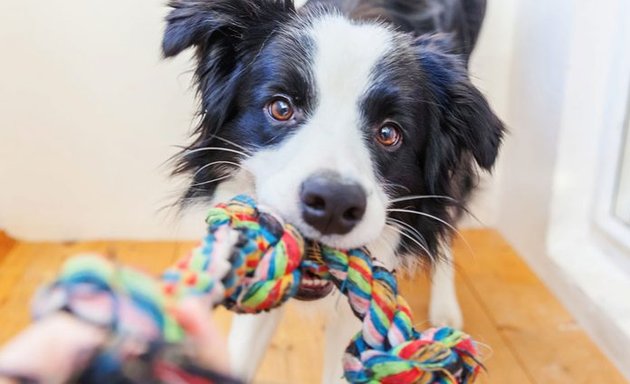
[454,230,627,384]
[0,230,625,383]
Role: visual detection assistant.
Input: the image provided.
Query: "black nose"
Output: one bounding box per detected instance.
[300,172,367,235]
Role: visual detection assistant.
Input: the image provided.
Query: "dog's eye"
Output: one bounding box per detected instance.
[267,97,294,121]
[376,123,403,148]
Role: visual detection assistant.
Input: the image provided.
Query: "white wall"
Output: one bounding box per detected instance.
[614,121,630,223]
[463,0,517,228]
[494,0,574,257]
[0,0,515,241]
[492,0,630,378]
[0,0,208,240]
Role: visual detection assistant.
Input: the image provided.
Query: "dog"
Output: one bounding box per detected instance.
[162,0,504,382]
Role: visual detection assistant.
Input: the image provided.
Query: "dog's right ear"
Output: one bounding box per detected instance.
[162,0,294,57]
[163,0,295,133]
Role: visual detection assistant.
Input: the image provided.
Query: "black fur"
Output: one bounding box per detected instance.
[305,0,486,61]
[357,31,503,258]
[163,0,504,261]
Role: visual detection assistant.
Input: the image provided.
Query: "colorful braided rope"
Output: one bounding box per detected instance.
[33,195,482,383]
[311,246,480,383]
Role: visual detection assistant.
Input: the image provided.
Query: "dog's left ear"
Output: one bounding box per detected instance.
[417,34,505,171]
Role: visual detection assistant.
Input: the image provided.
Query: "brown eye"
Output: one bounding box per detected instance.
[267,97,294,121]
[376,123,402,148]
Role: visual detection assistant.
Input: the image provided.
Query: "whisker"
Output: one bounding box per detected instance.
[212,135,258,155]
[384,228,428,267]
[372,234,399,264]
[189,173,233,188]
[386,222,434,261]
[192,160,249,179]
[183,146,251,159]
[387,208,457,231]
[389,195,459,204]
[387,217,428,247]
[396,228,434,262]
[386,208,475,255]
[381,182,412,194]
[261,132,288,146]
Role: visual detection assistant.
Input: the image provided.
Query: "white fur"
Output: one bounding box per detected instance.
[211,169,255,205]
[429,246,463,328]
[228,308,286,381]
[321,292,362,384]
[244,15,394,250]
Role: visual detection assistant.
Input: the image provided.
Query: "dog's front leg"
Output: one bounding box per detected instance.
[428,245,463,329]
[321,293,361,384]
[228,307,286,382]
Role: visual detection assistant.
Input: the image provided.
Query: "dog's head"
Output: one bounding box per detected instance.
[164,0,504,267]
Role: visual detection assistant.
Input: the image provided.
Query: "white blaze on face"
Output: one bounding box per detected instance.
[246,14,394,250]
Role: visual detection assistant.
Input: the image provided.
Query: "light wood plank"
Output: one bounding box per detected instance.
[102,241,182,275]
[454,229,628,384]
[399,273,533,384]
[0,241,110,344]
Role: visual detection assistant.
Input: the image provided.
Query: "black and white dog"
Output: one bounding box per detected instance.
[163,0,503,381]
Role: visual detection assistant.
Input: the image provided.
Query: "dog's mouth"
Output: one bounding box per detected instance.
[295,270,334,301]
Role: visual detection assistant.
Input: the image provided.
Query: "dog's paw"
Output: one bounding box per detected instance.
[429,294,463,329]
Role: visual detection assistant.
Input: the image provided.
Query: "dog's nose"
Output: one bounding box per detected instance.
[300,172,367,235]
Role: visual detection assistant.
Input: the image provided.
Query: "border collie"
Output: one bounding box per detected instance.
[162,0,504,381]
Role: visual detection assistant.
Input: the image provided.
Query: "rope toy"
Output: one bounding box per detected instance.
[32,195,481,383]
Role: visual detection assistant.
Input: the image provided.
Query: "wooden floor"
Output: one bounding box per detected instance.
[0,230,626,384]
